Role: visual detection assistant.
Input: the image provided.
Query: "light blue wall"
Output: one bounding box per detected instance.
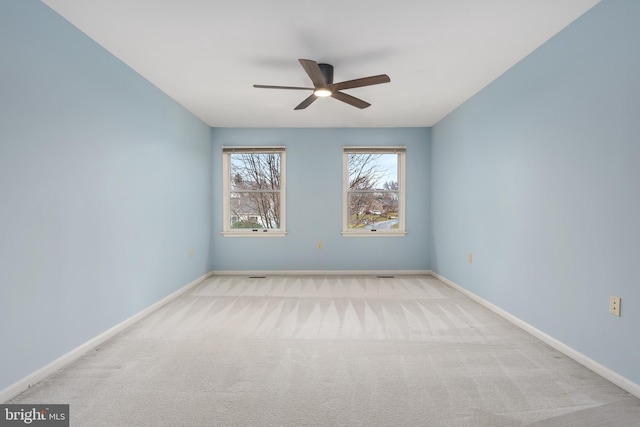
[0,1,212,392]
[431,0,640,385]
[210,128,430,271]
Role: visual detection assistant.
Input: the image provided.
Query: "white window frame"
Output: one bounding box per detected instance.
[342,146,406,237]
[222,146,286,237]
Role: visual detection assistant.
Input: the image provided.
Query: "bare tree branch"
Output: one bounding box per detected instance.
[347,153,398,229]
[230,153,281,228]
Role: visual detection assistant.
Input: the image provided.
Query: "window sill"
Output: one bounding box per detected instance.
[341,231,407,237]
[221,231,287,238]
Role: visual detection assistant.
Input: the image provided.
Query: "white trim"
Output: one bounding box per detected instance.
[341,231,407,237]
[221,231,287,237]
[0,272,212,403]
[430,272,640,399]
[222,146,285,153]
[211,269,432,276]
[343,146,407,153]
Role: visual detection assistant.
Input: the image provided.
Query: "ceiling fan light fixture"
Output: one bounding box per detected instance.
[313,89,332,97]
[254,59,390,110]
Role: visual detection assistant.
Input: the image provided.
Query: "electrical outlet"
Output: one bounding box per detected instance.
[609,296,621,316]
[317,241,322,249]
[468,253,473,263]
[189,248,195,258]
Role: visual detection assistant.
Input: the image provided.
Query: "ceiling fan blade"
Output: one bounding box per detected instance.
[329,74,390,91]
[331,91,371,109]
[294,94,318,110]
[253,84,314,90]
[299,59,327,88]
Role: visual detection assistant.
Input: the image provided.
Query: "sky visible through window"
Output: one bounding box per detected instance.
[373,154,397,187]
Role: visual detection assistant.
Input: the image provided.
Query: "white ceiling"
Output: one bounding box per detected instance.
[42,0,600,128]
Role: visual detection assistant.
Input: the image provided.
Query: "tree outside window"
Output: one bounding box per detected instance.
[222,147,286,237]
[343,147,406,236]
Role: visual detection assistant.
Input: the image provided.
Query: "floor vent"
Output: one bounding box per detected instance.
[377,275,395,279]
[249,276,266,279]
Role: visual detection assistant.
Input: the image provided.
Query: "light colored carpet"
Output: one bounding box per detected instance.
[10,275,640,426]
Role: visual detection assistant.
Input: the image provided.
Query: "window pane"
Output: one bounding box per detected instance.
[230,192,281,229]
[348,153,397,191]
[230,153,281,191]
[348,192,399,229]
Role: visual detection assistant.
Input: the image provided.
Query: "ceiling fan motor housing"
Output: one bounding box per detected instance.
[318,63,334,85]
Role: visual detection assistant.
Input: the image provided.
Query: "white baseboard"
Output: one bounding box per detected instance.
[0,271,213,403]
[211,269,432,276]
[430,272,640,399]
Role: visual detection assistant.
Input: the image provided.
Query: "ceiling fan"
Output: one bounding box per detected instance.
[253,59,390,110]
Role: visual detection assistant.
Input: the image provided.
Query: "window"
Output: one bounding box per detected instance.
[222,146,286,237]
[343,147,406,237]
